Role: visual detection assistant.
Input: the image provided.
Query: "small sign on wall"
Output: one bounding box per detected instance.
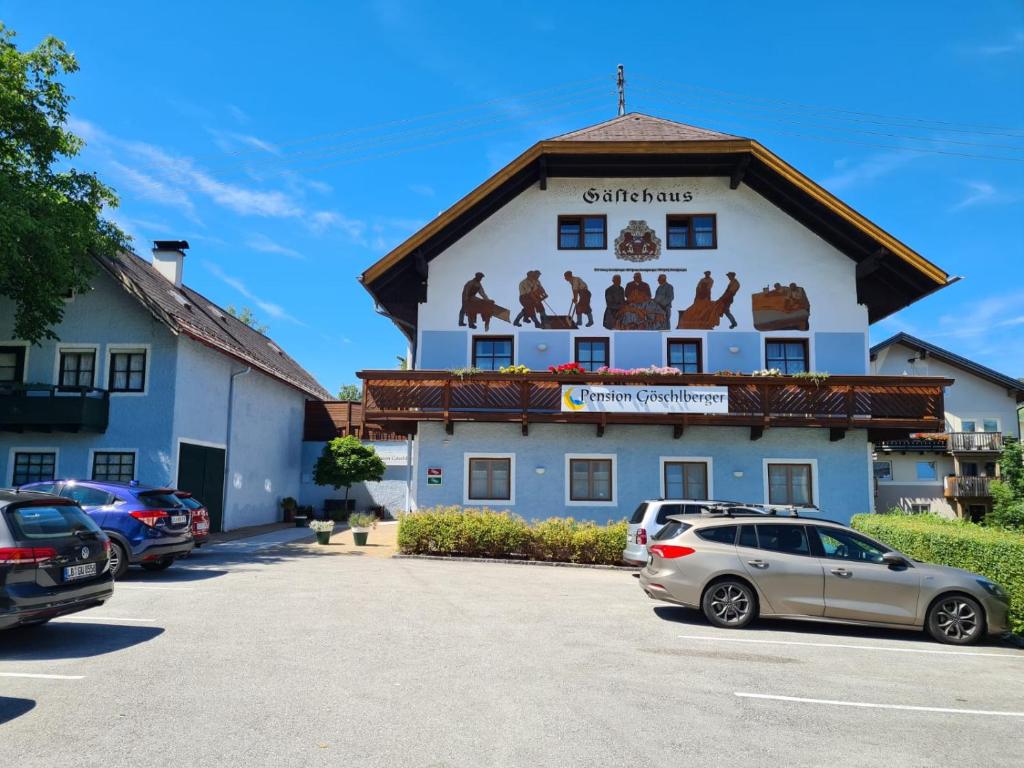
[426,467,443,486]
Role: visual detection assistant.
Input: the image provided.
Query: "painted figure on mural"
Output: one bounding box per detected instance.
[513,270,548,327]
[608,272,669,330]
[678,270,741,330]
[603,274,625,329]
[563,271,594,327]
[457,272,509,331]
[752,280,811,331]
[653,274,674,330]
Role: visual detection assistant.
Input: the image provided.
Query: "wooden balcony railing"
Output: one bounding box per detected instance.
[356,371,950,438]
[944,475,993,498]
[948,432,1003,453]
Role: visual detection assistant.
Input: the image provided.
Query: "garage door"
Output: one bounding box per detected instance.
[177,442,226,532]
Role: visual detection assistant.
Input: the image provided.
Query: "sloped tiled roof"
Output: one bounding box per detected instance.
[550,112,744,142]
[96,250,331,400]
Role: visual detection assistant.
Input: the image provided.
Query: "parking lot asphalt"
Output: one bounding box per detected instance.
[2,531,1022,768]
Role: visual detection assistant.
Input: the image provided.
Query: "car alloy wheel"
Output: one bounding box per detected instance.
[929,596,983,645]
[108,541,128,580]
[702,581,756,628]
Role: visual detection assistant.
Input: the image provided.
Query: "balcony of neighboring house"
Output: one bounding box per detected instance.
[947,431,1004,454]
[356,371,951,439]
[944,474,993,499]
[303,399,405,442]
[0,384,110,433]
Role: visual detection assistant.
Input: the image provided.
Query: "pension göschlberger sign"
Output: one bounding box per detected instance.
[560,385,729,414]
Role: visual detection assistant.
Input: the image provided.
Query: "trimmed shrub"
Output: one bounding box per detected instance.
[852,513,1024,634]
[398,507,628,566]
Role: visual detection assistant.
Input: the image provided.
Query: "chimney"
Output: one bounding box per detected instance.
[152,240,189,286]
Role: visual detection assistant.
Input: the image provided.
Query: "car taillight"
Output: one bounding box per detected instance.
[0,546,58,564]
[103,539,111,554]
[636,528,648,545]
[129,509,169,527]
[649,544,695,559]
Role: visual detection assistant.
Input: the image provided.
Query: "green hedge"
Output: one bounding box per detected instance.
[397,507,628,566]
[852,513,1024,634]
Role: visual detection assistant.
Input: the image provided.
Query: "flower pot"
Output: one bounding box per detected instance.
[294,516,309,528]
[352,528,369,546]
[315,530,332,545]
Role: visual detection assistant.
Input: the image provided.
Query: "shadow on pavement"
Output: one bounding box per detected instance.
[0,697,35,725]
[118,567,230,584]
[0,622,164,661]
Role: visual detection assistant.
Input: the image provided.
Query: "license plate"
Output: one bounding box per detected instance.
[196,521,209,532]
[63,562,97,581]
[170,515,187,525]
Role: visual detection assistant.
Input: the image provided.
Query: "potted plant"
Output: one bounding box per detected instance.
[280,496,297,523]
[348,512,376,546]
[308,518,334,545]
[294,505,311,528]
[312,436,386,513]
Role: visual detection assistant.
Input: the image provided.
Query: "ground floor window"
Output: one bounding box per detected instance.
[663,461,708,499]
[909,503,930,514]
[569,457,613,502]
[13,451,56,486]
[767,462,813,506]
[466,456,512,502]
[92,451,136,482]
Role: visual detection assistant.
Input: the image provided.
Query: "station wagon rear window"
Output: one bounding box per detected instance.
[653,521,691,540]
[696,525,738,544]
[138,491,185,508]
[629,503,649,525]
[4,504,101,540]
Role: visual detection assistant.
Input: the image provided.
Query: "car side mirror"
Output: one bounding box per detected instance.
[881,552,911,569]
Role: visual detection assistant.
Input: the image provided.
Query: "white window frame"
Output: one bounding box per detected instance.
[7,447,60,486]
[659,456,714,500]
[88,448,139,482]
[462,452,516,506]
[762,458,819,508]
[105,343,151,396]
[0,341,31,384]
[565,452,617,507]
[53,343,101,394]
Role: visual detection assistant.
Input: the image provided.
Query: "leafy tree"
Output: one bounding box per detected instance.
[336,383,360,401]
[312,436,386,504]
[396,355,408,370]
[226,305,268,334]
[0,24,127,343]
[988,439,1024,530]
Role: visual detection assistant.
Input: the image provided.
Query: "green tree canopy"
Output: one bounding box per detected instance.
[0,24,127,343]
[336,383,360,401]
[226,305,269,334]
[989,439,1024,530]
[312,436,386,501]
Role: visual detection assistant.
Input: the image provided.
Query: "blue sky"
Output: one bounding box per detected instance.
[3,1,1023,391]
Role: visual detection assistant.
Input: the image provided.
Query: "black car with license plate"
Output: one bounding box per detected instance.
[0,489,114,630]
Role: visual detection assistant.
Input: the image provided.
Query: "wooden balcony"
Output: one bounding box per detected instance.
[948,431,1003,453]
[944,475,993,498]
[0,385,109,433]
[357,371,950,439]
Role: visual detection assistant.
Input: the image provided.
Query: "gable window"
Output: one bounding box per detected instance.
[0,346,26,384]
[109,351,147,392]
[666,214,717,249]
[558,215,607,250]
[568,457,614,503]
[59,350,96,389]
[467,456,512,502]
[765,339,809,374]
[471,337,513,370]
[13,451,56,486]
[574,338,609,372]
[664,461,708,500]
[916,461,937,481]
[767,463,813,506]
[92,451,136,483]
[667,339,702,373]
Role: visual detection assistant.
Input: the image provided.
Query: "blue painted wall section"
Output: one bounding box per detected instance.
[518,331,570,371]
[707,332,761,373]
[814,332,867,375]
[612,331,662,369]
[413,421,871,524]
[419,330,468,369]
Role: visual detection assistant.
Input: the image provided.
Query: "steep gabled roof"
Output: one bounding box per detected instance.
[96,250,331,400]
[871,332,1024,402]
[360,111,951,337]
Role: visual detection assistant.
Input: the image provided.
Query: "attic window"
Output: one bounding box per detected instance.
[267,342,282,355]
[209,304,227,320]
[168,290,191,309]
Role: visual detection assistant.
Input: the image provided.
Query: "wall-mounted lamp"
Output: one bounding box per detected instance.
[537,343,548,352]
[733,470,744,478]
[535,466,546,475]
[728,346,740,354]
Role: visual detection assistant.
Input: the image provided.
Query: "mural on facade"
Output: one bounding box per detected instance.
[563,271,594,327]
[677,270,740,330]
[752,282,811,331]
[603,272,675,330]
[458,272,510,331]
[614,220,661,262]
[512,270,548,327]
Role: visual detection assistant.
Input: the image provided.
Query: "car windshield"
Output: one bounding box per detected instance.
[4,503,102,540]
[139,491,185,509]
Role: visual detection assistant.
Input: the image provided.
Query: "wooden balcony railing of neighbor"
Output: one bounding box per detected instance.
[303,400,406,442]
[947,431,1004,453]
[356,371,951,440]
[944,475,993,498]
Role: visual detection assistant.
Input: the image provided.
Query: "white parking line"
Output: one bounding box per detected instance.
[678,634,1022,659]
[0,672,84,680]
[113,584,194,591]
[735,692,1024,717]
[54,616,155,623]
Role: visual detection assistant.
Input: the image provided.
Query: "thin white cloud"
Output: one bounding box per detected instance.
[246,233,303,259]
[226,104,249,124]
[408,183,435,197]
[202,261,305,325]
[932,291,1024,340]
[308,210,367,243]
[949,180,1020,212]
[108,160,199,220]
[973,30,1024,56]
[208,129,280,155]
[820,150,916,191]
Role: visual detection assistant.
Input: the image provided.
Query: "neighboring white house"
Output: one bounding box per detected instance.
[870,332,1024,520]
[0,241,331,531]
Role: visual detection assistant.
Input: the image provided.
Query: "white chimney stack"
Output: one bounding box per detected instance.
[152,240,189,286]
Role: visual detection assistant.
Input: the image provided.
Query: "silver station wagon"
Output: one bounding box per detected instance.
[638,514,1010,645]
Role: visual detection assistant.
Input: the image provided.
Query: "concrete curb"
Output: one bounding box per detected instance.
[393,553,639,571]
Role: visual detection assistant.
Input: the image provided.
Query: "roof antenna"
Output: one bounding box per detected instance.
[616,64,626,116]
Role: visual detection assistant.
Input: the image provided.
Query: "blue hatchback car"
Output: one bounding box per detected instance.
[19,480,194,579]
